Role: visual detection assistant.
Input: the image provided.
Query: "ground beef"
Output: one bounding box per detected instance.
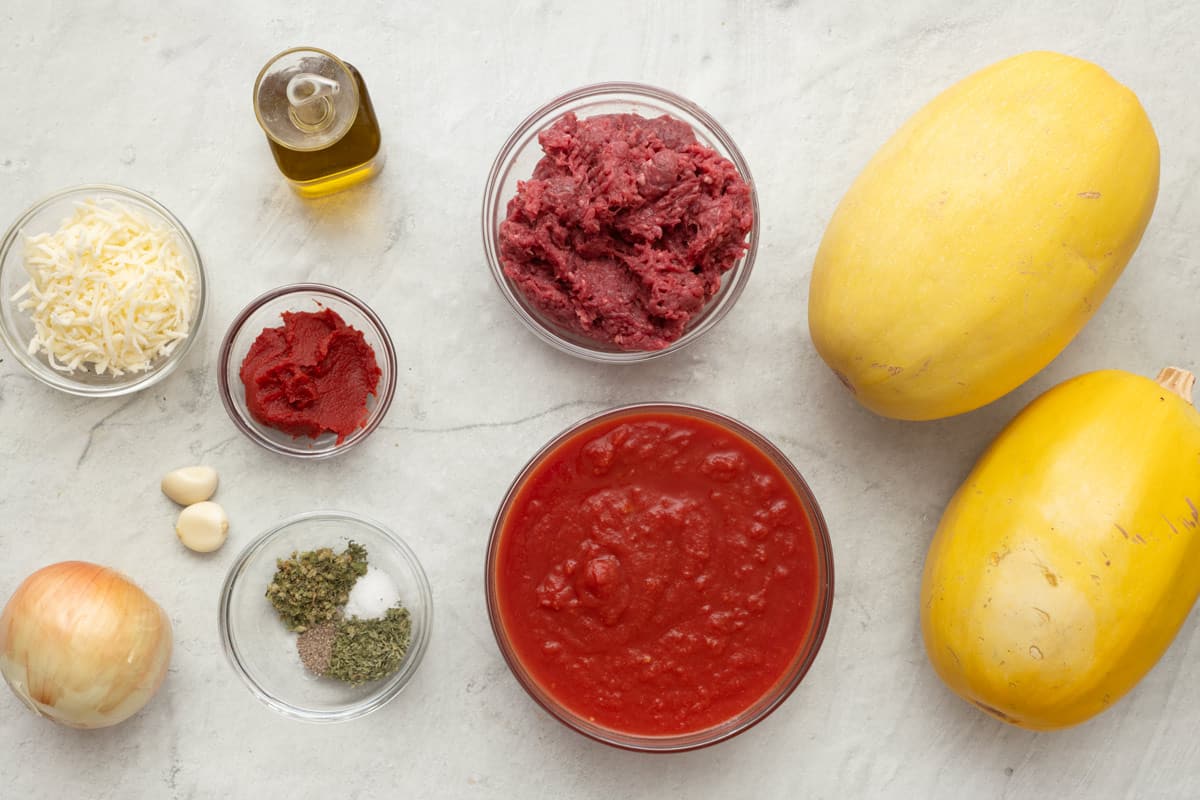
[499,112,753,351]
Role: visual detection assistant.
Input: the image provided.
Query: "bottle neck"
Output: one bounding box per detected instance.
[286,73,340,132]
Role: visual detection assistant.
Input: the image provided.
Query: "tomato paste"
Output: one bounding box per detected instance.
[499,112,754,351]
[493,410,823,737]
[239,309,381,443]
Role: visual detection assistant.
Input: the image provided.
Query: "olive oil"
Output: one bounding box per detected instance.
[253,48,384,198]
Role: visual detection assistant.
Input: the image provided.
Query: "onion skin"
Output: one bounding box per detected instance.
[0,561,173,729]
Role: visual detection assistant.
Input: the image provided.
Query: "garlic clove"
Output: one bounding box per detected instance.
[161,466,219,506]
[175,501,229,553]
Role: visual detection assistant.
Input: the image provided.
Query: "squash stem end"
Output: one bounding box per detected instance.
[1156,367,1195,405]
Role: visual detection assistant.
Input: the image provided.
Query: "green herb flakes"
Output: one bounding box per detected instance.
[265,542,368,631]
[327,606,413,686]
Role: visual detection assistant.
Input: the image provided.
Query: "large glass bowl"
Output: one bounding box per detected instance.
[219,510,433,723]
[217,283,396,459]
[485,403,834,752]
[482,83,759,363]
[0,184,206,397]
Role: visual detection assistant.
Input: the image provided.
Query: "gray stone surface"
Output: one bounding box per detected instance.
[1,1,1197,797]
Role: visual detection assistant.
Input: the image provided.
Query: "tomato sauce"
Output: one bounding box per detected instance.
[494,410,823,737]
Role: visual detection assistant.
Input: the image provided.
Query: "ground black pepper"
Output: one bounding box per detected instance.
[297,621,337,676]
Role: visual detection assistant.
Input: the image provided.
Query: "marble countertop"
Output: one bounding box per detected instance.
[2,1,1198,797]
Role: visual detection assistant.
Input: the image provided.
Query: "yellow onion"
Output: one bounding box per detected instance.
[0,561,172,728]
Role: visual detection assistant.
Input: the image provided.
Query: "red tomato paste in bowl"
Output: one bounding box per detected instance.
[487,405,833,750]
[239,308,381,444]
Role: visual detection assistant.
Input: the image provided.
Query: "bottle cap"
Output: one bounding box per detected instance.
[253,47,359,151]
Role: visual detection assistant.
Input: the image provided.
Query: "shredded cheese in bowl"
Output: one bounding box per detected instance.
[12,198,195,376]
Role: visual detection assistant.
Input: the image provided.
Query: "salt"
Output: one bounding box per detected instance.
[344,566,401,620]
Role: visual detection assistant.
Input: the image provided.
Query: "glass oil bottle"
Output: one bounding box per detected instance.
[253,47,384,198]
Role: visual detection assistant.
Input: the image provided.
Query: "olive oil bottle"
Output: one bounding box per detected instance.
[253,47,384,198]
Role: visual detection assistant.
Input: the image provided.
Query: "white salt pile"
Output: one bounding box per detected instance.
[344,565,402,620]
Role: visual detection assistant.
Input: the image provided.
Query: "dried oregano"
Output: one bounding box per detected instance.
[326,606,413,686]
[265,542,368,631]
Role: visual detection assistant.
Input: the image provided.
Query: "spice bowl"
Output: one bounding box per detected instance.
[219,510,433,723]
[481,82,759,363]
[0,184,207,397]
[217,283,397,459]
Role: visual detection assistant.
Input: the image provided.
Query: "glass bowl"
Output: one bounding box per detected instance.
[0,184,207,397]
[482,82,760,363]
[217,283,396,459]
[485,403,834,752]
[219,510,433,723]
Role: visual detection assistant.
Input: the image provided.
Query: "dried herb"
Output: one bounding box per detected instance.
[265,542,368,631]
[327,606,413,686]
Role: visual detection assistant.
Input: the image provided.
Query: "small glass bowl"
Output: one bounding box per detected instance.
[485,403,834,752]
[482,82,760,363]
[0,184,207,397]
[219,510,433,723]
[217,283,396,459]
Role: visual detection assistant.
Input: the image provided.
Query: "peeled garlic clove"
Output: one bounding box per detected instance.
[175,501,229,553]
[161,466,219,506]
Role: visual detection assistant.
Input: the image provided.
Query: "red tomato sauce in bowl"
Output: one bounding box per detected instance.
[486,404,833,751]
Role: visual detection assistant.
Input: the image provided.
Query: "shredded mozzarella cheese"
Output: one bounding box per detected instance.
[13,197,195,376]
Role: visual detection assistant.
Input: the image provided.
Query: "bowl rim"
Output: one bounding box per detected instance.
[0,183,208,397]
[484,401,835,752]
[481,81,760,364]
[218,509,434,723]
[216,282,398,460]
